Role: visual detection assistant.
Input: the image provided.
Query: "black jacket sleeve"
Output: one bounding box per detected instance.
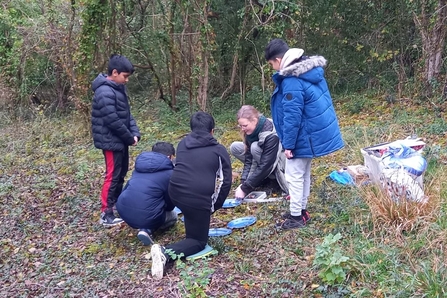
[213,145,233,211]
[240,148,253,182]
[129,114,141,140]
[240,134,279,194]
[164,192,175,212]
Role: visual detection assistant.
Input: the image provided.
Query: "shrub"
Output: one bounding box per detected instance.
[313,233,351,285]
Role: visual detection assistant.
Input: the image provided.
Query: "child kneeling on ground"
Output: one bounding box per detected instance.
[116,142,177,245]
[150,112,232,280]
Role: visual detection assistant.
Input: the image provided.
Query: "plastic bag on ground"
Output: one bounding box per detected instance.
[380,169,427,203]
[328,170,355,185]
[381,141,427,177]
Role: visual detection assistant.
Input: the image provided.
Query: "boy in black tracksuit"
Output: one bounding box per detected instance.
[150,112,232,280]
[91,54,141,227]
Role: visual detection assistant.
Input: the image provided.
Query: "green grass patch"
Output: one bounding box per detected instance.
[1,96,446,297]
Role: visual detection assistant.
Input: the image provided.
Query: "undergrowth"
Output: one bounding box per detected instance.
[1,96,447,297]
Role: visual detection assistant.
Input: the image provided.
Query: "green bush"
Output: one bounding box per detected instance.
[313,233,351,285]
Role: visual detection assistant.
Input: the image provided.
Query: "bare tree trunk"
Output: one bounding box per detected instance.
[239,67,245,105]
[195,0,213,111]
[220,3,250,101]
[168,0,178,108]
[197,48,209,111]
[178,6,194,113]
[413,0,447,83]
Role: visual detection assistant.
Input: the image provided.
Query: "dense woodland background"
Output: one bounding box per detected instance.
[2,1,447,297]
[0,0,447,120]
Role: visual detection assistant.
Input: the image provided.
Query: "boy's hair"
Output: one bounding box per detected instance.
[190,111,215,133]
[264,39,289,61]
[152,142,175,156]
[107,54,135,75]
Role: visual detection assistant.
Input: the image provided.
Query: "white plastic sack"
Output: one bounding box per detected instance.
[381,141,427,177]
[380,169,427,203]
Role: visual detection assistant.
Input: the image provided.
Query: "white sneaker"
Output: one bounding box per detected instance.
[151,244,167,280]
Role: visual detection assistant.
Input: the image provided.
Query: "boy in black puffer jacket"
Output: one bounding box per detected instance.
[91,54,141,227]
[116,142,177,245]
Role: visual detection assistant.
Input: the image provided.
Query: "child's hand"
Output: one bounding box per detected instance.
[235,185,245,200]
[284,149,293,159]
[132,136,138,146]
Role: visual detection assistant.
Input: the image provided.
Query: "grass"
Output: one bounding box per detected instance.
[1,97,447,297]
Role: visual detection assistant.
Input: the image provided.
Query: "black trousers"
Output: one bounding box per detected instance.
[165,203,210,259]
[101,148,129,213]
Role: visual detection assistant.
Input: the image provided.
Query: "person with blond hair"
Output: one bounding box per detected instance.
[230,105,288,199]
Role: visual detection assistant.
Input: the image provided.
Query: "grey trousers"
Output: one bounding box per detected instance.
[230,141,262,165]
[285,157,312,216]
[230,141,278,180]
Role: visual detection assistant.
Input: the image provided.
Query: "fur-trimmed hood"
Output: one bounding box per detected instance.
[270,50,343,159]
[279,55,327,81]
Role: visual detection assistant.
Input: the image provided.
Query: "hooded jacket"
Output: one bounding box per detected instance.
[271,54,344,158]
[240,119,288,194]
[91,74,140,151]
[116,151,174,230]
[168,130,232,212]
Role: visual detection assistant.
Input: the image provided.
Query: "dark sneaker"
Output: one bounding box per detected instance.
[99,212,124,227]
[302,210,311,224]
[276,218,305,230]
[151,244,167,280]
[281,211,292,219]
[281,210,311,223]
[137,229,154,246]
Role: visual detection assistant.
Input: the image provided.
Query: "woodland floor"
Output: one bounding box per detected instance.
[1,97,447,297]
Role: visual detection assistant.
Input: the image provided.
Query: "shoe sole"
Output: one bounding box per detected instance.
[137,232,154,246]
[151,244,164,280]
[281,213,311,223]
[275,220,306,230]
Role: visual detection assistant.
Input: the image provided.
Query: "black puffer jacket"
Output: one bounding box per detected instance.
[91,74,140,151]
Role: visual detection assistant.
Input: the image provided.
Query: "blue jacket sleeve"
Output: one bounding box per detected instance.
[281,79,304,150]
[130,114,141,140]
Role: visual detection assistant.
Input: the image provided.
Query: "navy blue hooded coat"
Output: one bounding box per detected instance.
[116,151,174,230]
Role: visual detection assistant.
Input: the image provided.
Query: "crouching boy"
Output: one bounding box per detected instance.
[116,142,177,245]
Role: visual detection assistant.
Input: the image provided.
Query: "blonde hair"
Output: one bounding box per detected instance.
[237,105,260,122]
[237,105,261,148]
